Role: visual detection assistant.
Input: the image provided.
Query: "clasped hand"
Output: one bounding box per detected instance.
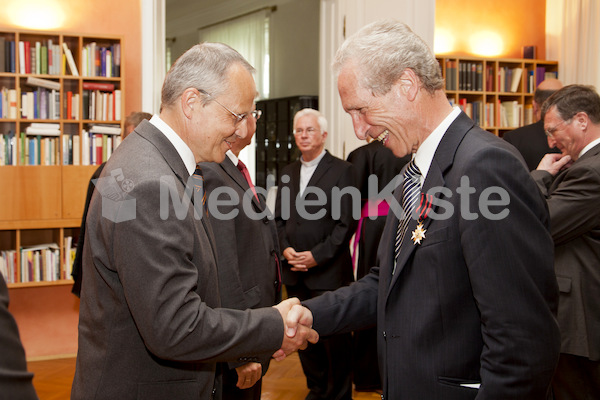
[271,297,317,361]
[283,247,317,271]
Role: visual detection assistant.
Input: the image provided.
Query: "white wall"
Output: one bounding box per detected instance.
[320,0,436,159]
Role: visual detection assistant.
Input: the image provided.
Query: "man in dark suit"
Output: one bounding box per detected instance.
[346,139,408,393]
[202,106,281,400]
[275,108,356,400]
[0,274,38,400]
[531,84,600,400]
[71,43,317,400]
[285,20,560,399]
[503,78,563,170]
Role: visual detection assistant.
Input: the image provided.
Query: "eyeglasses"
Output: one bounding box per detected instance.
[545,118,570,138]
[293,127,320,136]
[197,89,261,124]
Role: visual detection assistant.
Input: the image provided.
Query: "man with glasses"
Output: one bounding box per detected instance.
[503,78,563,170]
[203,105,281,400]
[275,108,357,400]
[532,84,600,400]
[71,43,318,400]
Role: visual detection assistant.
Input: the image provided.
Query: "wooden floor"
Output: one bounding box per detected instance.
[28,352,382,400]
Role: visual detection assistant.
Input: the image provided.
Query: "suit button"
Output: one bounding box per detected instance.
[274,281,278,287]
[263,217,269,224]
[382,331,387,340]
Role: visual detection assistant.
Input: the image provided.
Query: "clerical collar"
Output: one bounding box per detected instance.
[301,149,326,167]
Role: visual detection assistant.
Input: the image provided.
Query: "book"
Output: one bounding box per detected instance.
[510,68,523,93]
[26,76,61,91]
[88,124,121,135]
[62,42,79,76]
[82,81,115,91]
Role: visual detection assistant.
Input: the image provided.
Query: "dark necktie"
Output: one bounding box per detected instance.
[237,160,259,202]
[393,159,421,274]
[191,165,207,215]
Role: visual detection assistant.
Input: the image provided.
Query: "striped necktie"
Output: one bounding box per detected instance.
[393,159,421,274]
[191,165,207,215]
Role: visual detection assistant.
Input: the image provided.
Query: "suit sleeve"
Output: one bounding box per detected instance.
[532,165,600,245]
[458,146,560,398]
[0,276,39,400]
[108,176,284,363]
[310,164,358,266]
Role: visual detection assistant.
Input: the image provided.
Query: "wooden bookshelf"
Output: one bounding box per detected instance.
[437,55,558,136]
[0,30,124,288]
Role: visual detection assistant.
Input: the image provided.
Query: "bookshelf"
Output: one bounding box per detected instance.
[437,55,558,136]
[0,30,124,288]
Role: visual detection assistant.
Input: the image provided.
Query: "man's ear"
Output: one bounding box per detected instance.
[396,69,419,101]
[181,88,199,119]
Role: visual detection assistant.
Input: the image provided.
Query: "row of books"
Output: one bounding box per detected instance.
[20,88,61,120]
[81,87,122,121]
[0,39,120,78]
[81,42,121,78]
[0,237,76,284]
[454,98,534,128]
[0,38,63,75]
[1,124,122,165]
[444,61,558,93]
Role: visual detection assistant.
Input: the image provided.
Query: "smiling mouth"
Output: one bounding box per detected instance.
[375,130,389,145]
[224,139,234,150]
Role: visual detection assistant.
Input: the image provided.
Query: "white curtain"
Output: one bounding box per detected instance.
[199,10,270,99]
[546,0,600,88]
[198,10,271,181]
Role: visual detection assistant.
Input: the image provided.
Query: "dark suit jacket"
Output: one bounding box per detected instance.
[346,141,409,278]
[304,113,561,399]
[71,120,284,400]
[532,143,600,362]
[202,156,281,377]
[503,120,560,171]
[0,275,38,400]
[275,151,357,291]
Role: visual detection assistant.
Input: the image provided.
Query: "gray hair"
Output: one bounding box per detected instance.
[542,84,600,124]
[161,42,255,109]
[333,20,443,96]
[293,108,328,132]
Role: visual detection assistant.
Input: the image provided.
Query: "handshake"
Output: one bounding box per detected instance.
[271,297,317,361]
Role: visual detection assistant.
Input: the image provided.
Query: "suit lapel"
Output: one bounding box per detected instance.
[222,157,264,211]
[387,112,473,293]
[304,151,331,194]
[137,121,218,260]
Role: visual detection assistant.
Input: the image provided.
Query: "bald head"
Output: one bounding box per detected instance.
[534,78,563,121]
[537,78,563,92]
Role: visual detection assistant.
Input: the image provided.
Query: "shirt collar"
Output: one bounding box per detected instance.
[579,137,600,158]
[226,149,239,166]
[414,106,461,180]
[149,115,197,176]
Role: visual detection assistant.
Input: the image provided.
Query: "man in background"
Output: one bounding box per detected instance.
[346,138,408,393]
[71,111,152,296]
[503,78,563,170]
[71,42,317,400]
[286,20,560,399]
[532,84,600,400]
[275,108,356,400]
[203,105,281,400]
